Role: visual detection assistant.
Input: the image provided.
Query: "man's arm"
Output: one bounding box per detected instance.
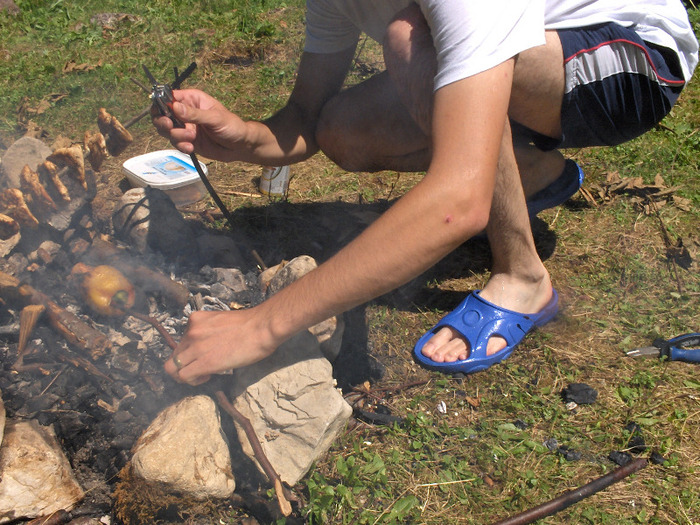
[157,47,357,165]
[166,60,515,384]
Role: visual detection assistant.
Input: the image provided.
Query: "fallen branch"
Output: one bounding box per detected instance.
[491,458,648,525]
[0,270,111,360]
[216,390,293,517]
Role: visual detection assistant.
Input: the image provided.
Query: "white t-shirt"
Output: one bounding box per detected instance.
[304,0,699,84]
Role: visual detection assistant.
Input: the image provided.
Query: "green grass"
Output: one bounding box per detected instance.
[1,2,699,524]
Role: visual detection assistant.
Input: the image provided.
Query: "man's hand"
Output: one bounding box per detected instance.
[152,88,248,162]
[164,307,279,386]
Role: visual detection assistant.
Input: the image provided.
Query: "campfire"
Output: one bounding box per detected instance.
[0,108,351,524]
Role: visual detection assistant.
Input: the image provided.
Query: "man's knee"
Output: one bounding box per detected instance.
[315,97,368,172]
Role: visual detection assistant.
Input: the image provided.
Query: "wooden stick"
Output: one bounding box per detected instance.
[220,190,262,199]
[129,311,178,349]
[492,458,648,525]
[1,270,111,360]
[18,304,45,354]
[216,390,293,517]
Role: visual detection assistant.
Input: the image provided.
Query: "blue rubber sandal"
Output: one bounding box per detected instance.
[526,159,584,217]
[413,289,559,374]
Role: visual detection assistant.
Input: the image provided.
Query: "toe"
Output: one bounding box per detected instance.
[421,327,468,362]
[421,326,455,358]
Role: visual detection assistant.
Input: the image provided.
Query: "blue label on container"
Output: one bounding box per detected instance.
[150,155,196,178]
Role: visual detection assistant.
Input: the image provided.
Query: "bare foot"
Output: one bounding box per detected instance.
[418,274,554,363]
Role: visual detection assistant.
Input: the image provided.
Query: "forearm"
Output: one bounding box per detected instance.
[239,102,322,165]
[220,48,355,166]
[256,168,492,346]
[255,65,513,347]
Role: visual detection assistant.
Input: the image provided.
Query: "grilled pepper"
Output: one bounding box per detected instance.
[72,263,135,316]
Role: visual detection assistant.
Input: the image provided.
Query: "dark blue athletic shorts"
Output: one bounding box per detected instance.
[527,22,687,150]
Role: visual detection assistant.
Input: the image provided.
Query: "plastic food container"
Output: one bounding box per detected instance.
[122,150,207,207]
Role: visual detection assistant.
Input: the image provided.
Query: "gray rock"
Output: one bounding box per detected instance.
[209,267,248,303]
[0,420,84,524]
[309,315,345,363]
[261,255,344,361]
[211,267,247,293]
[112,187,205,264]
[112,188,149,253]
[263,255,318,297]
[131,395,236,499]
[0,137,52,190]
[195,233,246,269]
[230,330,352,486]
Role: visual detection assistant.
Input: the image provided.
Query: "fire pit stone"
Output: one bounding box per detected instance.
[0,136,52,189]
[130,395,236,499]
[0,419,85,523]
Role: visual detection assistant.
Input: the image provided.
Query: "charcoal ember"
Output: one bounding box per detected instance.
[557,445,582,462]
[25,392,60,414]
[111,436,136,451]
[609,450,633,466]
[650,451,667,465]
[54,412,93,453]
[624,422,647,454]
[36,410,59,426]
[113,410,132,424]
[562,383,598,405]
[94,448,121,473]
[109,341,144,376]
[73,383,100,410]
[50,369,78,397]
[2,390,24,413]
[97,417,118,438]
[128,390,163,417]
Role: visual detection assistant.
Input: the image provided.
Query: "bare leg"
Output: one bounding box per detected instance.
[315,4,568,362]
[382,5,564,362]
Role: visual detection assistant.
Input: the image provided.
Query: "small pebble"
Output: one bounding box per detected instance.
[544,438,559,451]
